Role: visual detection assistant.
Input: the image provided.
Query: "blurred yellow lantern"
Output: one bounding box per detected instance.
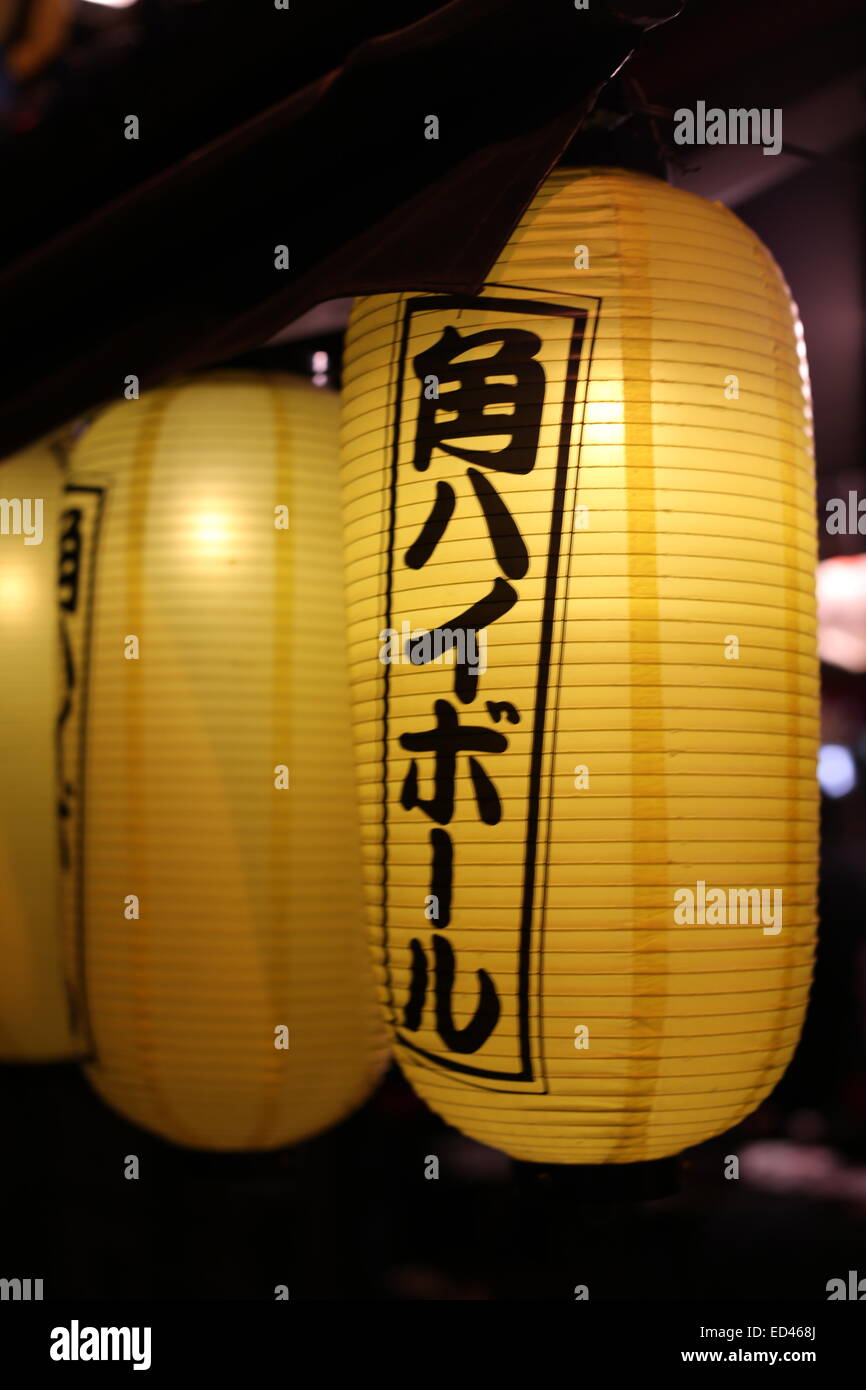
[0,442,81,1060]
[65,371,387,1150]
[340,167,819,1164]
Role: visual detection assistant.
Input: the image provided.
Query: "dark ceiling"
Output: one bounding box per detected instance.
[0,0,863,486]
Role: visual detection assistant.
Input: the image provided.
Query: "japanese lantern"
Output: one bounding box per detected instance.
[65,372,387,1149]
[340,167,819,1164]
[0,442,81,1060]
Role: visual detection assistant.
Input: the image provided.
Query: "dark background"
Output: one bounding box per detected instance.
[1,0,864,1300]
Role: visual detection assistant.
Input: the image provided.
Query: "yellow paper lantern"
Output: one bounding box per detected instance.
[65,371,387,1150]
[0,443,81,1060]
[340,167,819,1164]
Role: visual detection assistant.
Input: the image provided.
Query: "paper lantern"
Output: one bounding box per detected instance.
[65,372,386,1149]
[0,443,81,1060]
[340,167,819,1163]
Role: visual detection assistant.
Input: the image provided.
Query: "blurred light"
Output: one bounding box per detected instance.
[312,350,329,388]
[817,554,866,672]
[80,1,139,8]
[191,511,229,554]
[0,568,32,615]
[818,744,857,798]
[741,1140,838,1194]
[742,1140,866,1201]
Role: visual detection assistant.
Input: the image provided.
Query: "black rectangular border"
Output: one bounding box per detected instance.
[57,481,106,1062]
[382,291,591,1086]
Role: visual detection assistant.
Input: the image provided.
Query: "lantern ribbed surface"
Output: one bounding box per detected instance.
[0,444,80,1059]
[67,372,387,1150]
[339,167,819,1163]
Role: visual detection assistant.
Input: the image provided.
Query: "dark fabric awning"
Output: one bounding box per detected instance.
[0,0,683,457]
